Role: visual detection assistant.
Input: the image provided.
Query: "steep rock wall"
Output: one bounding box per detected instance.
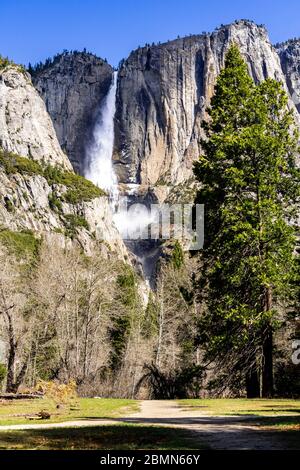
[32,52,113,172]
[276,39,300,114]
[0,65,71,169]
[30,22,300,193]
[0,63,127,259]
[114,20,289,186]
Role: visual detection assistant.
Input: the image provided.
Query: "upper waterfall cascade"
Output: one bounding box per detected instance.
[84,70,157,265]
[84,71,118,197]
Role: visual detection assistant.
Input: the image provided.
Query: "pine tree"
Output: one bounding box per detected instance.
[194,45,299,398]
[172,241,184,270]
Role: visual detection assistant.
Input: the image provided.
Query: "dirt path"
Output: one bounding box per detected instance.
[0,400,297,449]
[120,400,296,450]
[0,418,116,431]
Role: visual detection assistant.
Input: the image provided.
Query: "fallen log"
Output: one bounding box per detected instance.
[0,393,43,400]
[27,411,51,420]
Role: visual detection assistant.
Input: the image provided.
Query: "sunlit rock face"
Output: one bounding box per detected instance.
[33,52,113,173]
[0,169,128,258]
[114,20,290,186]
[32,21,299,191]
[0,63,128,261]
[276,39,300,114]
[0,66,71,169]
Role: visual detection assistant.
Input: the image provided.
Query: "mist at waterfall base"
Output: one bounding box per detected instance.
[84,71,154,243]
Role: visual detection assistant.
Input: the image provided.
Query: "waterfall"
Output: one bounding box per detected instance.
[85,71,118,198]
[84,70,158,284]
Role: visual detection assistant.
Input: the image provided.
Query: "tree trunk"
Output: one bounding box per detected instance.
[261,288,274,398]
[246,366,260,398]
[6,349,16,393]
[5,312,16,393]
[155,282,164,368]
[262,326,273,397]
[13,359,30,393]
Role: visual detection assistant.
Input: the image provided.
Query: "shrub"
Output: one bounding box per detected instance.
[0,149,106,205]
[117,266,137,307]
[110,266,139,369]
[0,229,40,260]
[0,56,27,76]
[172,240,184,269]
[110,316,131,370]
[48,193,62,212]
[4,197,15,213]
[274,361,300,398]
[43,165,106,203]
[0,149,43,176]
[0,364,7,388]
[13,157,42,176]
[53,228,64,234]
[63,214,90,238]
[42,165,65,185]
[136,363,205,399]
[36,380,77,406]
[0,55,13,70]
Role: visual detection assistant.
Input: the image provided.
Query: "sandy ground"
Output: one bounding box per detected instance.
[121,400,295,450]
[0,400,298,450]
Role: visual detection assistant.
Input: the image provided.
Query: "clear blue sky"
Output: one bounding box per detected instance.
[0,0,299,67]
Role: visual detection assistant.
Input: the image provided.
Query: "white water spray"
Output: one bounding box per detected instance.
[85,71,118,197]
[84,70,156,268]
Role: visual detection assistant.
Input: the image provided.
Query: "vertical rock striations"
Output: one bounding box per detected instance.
[276,39,300,114]
[33,52,113,173]
[0,62,128,260]
[0,65,71,169]
[30,21,299,191]
[114,20,289,186]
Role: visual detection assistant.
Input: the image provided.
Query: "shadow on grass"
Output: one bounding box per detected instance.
[0,425,204,450]
[0,414,299,451]
[81,413,300,427]
[241,407,300,412]
[250,415,300,427]
[91,414,300,450]
[180,405,300,414]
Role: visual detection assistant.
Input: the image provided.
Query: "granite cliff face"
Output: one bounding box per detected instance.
[276,39,300,114]
[32,21,298,191]
[1,20,299,282]
[33,52,113,173]
[0,169,127,257]
[34,20,299,186]
[0,62,127,259]
[0,66,71,169]
[114,21,289,186]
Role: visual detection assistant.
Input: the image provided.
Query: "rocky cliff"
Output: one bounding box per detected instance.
[1,21,299,283]
[276,39,300,114]
[0,65,71,170]
[0,61,127,259]
[33,52,113,173]
[32,21,298,191]
[114,20,290,186]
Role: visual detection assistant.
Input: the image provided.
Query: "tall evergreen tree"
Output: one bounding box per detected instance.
[194,45,299,398]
